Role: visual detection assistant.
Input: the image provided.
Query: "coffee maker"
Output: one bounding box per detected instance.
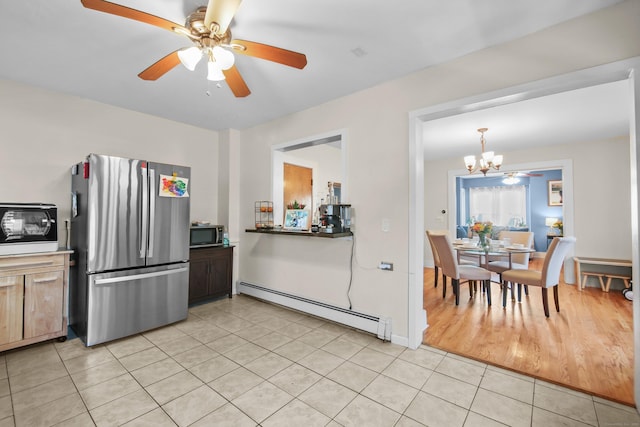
[318,204,351,234]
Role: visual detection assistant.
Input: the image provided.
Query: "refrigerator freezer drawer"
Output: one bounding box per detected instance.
[85,264,189,346]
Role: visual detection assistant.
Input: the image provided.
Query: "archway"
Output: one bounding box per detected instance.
[408,57,640,407]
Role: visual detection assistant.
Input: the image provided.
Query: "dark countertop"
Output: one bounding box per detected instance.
[245,228,353,238]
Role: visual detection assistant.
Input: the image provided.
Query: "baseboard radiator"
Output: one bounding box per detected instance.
[237,282,392,341]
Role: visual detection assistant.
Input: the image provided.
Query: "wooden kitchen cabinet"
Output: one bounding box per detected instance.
[189,246,233,304]
[0,251,70,352]
[0,275,24,345]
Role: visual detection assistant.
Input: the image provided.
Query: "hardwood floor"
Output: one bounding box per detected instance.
[422,259,635,406]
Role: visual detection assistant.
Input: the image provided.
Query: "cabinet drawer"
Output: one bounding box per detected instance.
[0,254,65,274]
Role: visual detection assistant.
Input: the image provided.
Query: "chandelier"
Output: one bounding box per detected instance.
[464,128,503,176]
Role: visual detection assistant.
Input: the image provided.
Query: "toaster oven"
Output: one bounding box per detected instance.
[0,203,58,255]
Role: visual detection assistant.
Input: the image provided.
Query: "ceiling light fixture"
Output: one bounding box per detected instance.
[178,45,235,79]
[207,60,225,81]
[212,46,234,69]
[464,128,503,176]
[502,176,520,185]
[177,47,203,71]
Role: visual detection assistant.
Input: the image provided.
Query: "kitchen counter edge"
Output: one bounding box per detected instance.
[245,229,353,238]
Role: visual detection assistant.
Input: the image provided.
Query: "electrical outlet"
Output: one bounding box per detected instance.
[379,262,393,271]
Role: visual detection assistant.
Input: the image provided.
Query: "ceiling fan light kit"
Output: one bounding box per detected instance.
[177,47,203,71]
[207,61,225,81]
[464,127,504,176]
[502,176,520,185]
[80,0,307,97]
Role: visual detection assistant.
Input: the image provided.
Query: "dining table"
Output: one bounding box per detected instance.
[452,243,535,269]
[452,242,535,303]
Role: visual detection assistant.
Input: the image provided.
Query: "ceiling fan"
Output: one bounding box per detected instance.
[502,171,543,184]
[504,171,544,178]
[80,0,308,97]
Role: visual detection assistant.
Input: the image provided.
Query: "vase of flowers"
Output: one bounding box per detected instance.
[472,221,493,252]
[553,220,563,235]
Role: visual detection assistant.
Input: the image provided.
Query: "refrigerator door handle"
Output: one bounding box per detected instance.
[140,165,149,259]
[148,168,156,258]
[94,266,188,286]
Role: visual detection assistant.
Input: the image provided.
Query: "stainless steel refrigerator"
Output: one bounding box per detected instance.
[70,154,191,346]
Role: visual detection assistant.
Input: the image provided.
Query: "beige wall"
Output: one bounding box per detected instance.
[0,80,221,239]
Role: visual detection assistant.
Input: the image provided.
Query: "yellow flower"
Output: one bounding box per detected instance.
[471,221,493,235]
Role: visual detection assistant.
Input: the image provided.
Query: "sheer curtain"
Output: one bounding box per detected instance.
[469,185,526,226]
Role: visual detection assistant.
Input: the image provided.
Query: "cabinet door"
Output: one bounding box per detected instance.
[24,270,64,339]
[0,275,24,345]
[189,254,211,303]
[209,249,232,296]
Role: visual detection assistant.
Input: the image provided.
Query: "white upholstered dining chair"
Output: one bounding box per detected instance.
[429,231,493,306]
[502,236,576,317]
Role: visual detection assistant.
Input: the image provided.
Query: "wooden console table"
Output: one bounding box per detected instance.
[573,256,632,292]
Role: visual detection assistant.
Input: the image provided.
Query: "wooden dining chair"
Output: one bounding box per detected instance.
[429,232,493,306]
[502,236,576,317]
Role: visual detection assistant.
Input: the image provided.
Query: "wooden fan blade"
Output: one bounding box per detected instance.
[231,39,307,69]
[204,0,242,35]
[81,0,187,34]
[138,51,181,80]
[223,66,251,97]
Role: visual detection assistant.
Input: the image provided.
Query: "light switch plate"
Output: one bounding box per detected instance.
[379,262,393,271]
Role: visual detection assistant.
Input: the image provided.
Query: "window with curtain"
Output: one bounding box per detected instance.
[469,185,526,226]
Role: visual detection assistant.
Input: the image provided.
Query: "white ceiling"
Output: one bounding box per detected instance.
[422,79,631,161]
[0,0,625,133]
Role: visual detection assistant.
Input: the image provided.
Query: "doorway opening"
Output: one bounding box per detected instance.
[408,57,640,406]
[271,131,348,228]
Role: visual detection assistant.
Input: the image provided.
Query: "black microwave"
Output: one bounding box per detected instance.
[0,203,59,255]
[189,225,224,248]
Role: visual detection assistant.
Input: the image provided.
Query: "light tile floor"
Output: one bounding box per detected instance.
[0,294,638,426]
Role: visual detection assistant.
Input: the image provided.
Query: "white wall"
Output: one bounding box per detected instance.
[424,136,632,267]
[0,80,221,239]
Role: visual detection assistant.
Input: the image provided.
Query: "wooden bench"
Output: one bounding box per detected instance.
[604,274,631,292]
[574,257,632,292]
[581,272,606,291]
